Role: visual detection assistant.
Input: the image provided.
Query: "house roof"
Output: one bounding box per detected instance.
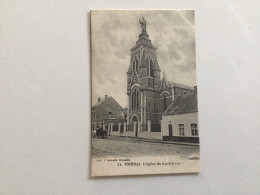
[92,98,106,108]
[163,92,198,115]
[93,96,123,109]
[92,96,125,120]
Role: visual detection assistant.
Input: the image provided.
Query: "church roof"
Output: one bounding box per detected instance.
[159,73,194,91]
[163,92,198,115]
[167,81,194,90]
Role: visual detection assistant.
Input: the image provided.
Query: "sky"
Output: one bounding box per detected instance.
[91,10,196,108]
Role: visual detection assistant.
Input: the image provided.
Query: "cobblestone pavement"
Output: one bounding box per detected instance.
[92,136,200,160]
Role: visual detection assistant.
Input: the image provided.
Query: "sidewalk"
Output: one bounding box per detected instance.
[107,135,200,147]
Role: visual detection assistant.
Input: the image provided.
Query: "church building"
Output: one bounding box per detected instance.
[125,18,194,139]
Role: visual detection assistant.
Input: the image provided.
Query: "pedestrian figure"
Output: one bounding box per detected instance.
[93,125,97,138]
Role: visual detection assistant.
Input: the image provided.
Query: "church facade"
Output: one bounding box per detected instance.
[126,18,194,139]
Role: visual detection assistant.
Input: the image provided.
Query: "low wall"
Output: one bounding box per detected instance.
[138,131,163,140]
[163,136,199,143]
[124,131,135,137]
[110,131,120,136]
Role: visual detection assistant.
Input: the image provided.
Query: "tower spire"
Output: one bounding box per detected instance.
[132,18,155,49]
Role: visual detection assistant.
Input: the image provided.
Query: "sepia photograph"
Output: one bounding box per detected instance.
[1,1,259,194]
[91,10,200,176]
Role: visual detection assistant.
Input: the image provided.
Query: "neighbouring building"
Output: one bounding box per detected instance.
[91,95,126,136]
[125,18,194,140]
[161,88,199,143]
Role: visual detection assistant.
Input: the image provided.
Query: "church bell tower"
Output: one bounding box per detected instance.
[127,18,162,128]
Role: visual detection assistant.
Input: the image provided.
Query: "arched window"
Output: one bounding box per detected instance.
[146,58,149,68]
[132,58,135,72]
[132,92,134,109]
[149,59,153,77]
[135,58,138,73]
[132,89,139,109]
[163,95,167,111]
[136,89,139,108]
[133,56,138,73]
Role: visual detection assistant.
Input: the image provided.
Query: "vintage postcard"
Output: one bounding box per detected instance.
[91,10,200,177]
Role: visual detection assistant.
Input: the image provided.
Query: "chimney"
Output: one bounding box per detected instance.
[105,95,108,99]
[98,97,101,102]
[194,86,197,94]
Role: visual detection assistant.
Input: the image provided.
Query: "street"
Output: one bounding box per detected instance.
[92,136,200,160]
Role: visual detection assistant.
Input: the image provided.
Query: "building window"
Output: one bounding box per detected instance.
[132,93,134,109]
[133,56,138,73]
[191,123,198,136]
[109,112,112,118]
[93,111,96,119]
[179,124,185,136]
[136,90,139,109]
[132,89,139,109]
[135,58,138,73]
[163,95,167,111]
[147,101,150,108]
[149,59,153,77]
[133,58,136,72]
[128,78,131,84]
[153,102,156,107]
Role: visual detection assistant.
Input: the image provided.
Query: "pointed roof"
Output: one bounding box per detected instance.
[130,71,140,86]
[153,58,161,72]
[92,98,106,108]
[159,73,170,91]
[163,92,198,115]
[131,31,156,51]
[92,96,122,110]
[92,96,125,120]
